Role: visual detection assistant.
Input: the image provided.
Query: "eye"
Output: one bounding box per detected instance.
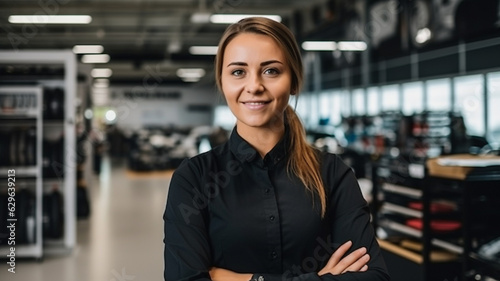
[231,69,245,76]
[264,68,280,75]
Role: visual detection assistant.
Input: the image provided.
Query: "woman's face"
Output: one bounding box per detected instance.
[221,32,292,132]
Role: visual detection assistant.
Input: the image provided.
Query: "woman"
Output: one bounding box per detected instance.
[164,17,390,281]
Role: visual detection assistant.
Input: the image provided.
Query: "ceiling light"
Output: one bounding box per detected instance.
[210,14,282,24]
[191,12,212,23]
[301,41,337,51]
[415,28,432,44]
[73,45,104,54]
[189,46,218,55]
[301,41,367,51]
[84,109,93,119]
[91,68,113,78]
[176,68,206,79]
[82,54,110,64]
[9,15,92,24]
[337,41,367,51]
[105,110,116,122]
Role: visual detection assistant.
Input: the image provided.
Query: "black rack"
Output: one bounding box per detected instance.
[372,154,500,281]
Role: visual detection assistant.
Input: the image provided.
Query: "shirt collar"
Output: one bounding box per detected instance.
[229,125,289,166]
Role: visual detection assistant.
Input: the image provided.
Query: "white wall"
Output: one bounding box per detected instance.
[108,85,221,131]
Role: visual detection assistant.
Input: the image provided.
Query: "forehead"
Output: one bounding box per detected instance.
[223,32,286,62]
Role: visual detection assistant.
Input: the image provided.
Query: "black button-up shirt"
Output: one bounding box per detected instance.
[164,128,389,281]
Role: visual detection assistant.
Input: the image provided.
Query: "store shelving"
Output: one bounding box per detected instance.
[0,86,43,259]
[373,153,500,281]
[0,50,77,257]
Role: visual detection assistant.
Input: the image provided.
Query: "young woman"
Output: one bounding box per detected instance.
[164,17,390,281]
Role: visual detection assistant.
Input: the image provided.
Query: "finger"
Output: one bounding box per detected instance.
[342,253,370,273]
[360,265,368,272]
[332,247,367,274]
[324,241,353,269]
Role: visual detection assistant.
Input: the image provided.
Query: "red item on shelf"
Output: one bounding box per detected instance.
[406,218,461,232]
[408,201,456,213]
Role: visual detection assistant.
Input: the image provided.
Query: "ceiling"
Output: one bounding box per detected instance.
[0,0,335,85]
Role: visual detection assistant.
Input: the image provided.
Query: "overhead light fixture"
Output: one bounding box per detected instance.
[191,12,212,23]
[9,15,92,24]
[189,46,218,55]
[176,68,206,79]
[415,28,432,44]
[73,45,104,54]
[82,54,110,64]
[210,14,282,24]
[301,41,367,51]
[105,110,117,122]
[302,41,337,51]
[337,41,367,51]
[91,68,112,78]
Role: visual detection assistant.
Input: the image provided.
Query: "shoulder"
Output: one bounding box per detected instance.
[318,151,352,174]
[172,142,230,179]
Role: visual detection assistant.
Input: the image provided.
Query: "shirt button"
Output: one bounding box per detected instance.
[264,188,270,194]
[269,215,275,222]
[271,251,278,259]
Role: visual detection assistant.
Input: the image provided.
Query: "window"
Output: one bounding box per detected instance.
[352,88,366,115]
[340,90,351,117]
[426,78,451,111]
[367,87,380,116]
[487,72,500,144]
[402,81,424,115]
[454,75,485,136]
[309,92,320,127]
[330,90,342,126]
[381,84,400,111]
[319,91,333,124]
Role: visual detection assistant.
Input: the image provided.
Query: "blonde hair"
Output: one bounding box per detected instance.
[215,17,326,217]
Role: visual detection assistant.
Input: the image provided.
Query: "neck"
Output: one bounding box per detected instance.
[236,124,285,158]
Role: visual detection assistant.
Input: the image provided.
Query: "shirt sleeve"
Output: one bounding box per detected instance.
[323,156,390,280]
[164,160,213,281]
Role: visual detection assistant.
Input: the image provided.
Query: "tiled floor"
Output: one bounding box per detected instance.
[1,156,170,281]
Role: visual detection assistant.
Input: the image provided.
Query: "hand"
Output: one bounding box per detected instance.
[209,267,252,281]
[318,240,370,276]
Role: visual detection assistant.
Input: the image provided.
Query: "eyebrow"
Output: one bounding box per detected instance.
[226,60,284,67]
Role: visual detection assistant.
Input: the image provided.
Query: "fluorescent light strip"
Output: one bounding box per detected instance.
[337,41,367,51]
[176,68,206,78]
[91,68,112,78]
[210,14,281,24]
[189,46,218,55]
[82,54,110,64]
[191,12,211,23]
[302,41,367,51]
[301,41,337,51]
[73,45,104,54]
[9,15,92,24]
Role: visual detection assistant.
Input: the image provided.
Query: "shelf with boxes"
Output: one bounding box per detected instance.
[0,50,77,258]
[372,153,500,281]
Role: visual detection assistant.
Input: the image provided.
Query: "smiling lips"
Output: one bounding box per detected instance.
[241,100,271,110]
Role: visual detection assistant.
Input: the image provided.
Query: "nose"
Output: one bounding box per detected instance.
[245,74,264,94]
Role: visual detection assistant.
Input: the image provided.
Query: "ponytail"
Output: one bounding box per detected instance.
[285,106,326,217]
